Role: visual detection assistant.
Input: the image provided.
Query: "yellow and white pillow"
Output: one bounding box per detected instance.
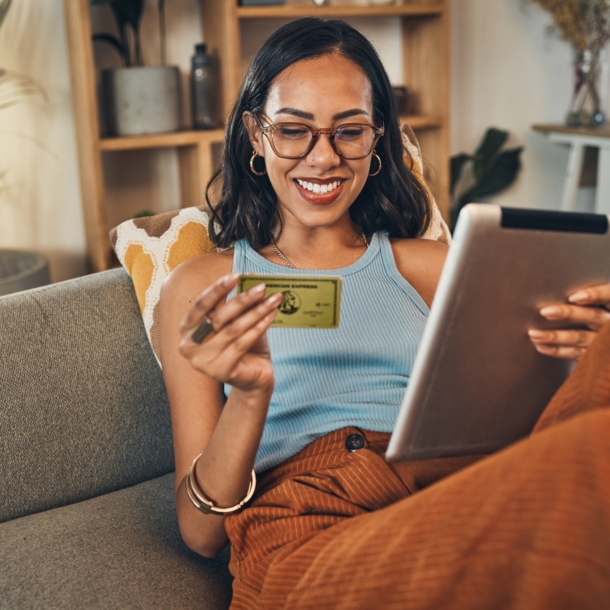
[110,206,217,364]
[110,125,450,367]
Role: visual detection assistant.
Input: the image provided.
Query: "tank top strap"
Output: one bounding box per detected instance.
[232,239,248,272]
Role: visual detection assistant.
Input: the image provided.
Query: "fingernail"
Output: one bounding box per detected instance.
[535,344,555,354]
[223,273,239,285]
[252,283,266,293]
[540,306,562,319]
[568,290,589,304]
[269,292,283,303]
[528,329,548,340]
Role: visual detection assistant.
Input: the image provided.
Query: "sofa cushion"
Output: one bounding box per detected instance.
[0,473,233,609]
[0,269,174,523]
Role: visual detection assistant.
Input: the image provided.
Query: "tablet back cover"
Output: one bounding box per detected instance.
[386,204,610,461]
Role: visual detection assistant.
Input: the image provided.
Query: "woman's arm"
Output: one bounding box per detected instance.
[159,253,282,557]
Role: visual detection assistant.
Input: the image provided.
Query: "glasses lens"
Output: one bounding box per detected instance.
[271,124,313,158]
[334,125,376,159]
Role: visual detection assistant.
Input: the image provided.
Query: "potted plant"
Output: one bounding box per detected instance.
[91,0,181,136]
[450,128,523,231]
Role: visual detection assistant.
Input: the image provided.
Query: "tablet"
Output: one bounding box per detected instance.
[386,204,610,462]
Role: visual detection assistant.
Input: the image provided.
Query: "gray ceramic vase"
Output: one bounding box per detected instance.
[102,66,181,137]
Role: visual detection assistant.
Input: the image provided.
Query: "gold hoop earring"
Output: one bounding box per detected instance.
[250,151,267,176]
[369,152,382,177]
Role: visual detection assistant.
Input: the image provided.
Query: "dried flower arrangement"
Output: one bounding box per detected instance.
[530,0,610,125]
[532,0,610,50]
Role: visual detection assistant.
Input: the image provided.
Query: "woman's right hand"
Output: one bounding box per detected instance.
[178,273,283,395]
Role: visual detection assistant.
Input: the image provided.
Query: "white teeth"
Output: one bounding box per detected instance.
[296,179,340,194]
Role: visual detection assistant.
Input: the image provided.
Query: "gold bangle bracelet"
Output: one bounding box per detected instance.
[185,454,256,515]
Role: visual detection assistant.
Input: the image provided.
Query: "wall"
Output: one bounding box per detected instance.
[451,0,599,212]
[0,0,86,281]
[0,0,604,282]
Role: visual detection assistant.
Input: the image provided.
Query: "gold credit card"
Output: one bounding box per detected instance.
[237,275,342,328]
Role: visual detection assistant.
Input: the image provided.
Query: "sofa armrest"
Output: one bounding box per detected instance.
[0,269,174,523]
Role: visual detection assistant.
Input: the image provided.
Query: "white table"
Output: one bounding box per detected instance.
[533,124,610,215]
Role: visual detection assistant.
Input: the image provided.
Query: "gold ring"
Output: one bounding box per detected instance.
[191,316,215,344]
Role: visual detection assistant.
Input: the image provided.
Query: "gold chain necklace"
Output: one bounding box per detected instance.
[269,227,369,269]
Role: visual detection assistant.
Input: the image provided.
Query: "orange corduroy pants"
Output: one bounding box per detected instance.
[225,323,610,609]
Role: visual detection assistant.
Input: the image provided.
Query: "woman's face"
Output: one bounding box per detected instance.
[247,54,376,231]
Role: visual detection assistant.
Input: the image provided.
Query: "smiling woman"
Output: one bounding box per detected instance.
[158,17,610,610]
[206,19,432,254]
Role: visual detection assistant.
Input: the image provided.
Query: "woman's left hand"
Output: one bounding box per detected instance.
[528,283,610,360]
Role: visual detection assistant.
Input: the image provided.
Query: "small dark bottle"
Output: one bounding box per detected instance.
[191,43,217,129]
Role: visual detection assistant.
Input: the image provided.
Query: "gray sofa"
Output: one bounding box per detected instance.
[0,269,233,609]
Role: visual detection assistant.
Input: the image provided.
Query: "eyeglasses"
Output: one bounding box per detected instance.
[254,115,384,160]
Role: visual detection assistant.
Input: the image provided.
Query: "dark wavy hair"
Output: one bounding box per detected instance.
[206,17,432,250]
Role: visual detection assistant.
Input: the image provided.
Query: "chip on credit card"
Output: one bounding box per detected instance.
[237,275,342,328]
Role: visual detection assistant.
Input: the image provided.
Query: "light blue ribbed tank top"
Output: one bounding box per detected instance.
[228,232,429,473]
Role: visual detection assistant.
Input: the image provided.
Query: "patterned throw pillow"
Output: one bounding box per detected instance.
[110,206,217,364]
[110,125,450,367]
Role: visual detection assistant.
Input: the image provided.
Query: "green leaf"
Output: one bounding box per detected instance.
[472,128,508,181]
[109,1,145,66]
[90,0,145,66]
[457,147,523,209]
[450,153,470,195]
[449,205,461,233]
[109,0,145,32]
[90,0,145,28]
[92,33,127,65]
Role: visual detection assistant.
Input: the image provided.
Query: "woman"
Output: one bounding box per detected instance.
[159,18,610,609]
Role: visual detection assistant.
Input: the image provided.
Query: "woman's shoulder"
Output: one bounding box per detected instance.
[389,236,448,267]
[161,249,235,306]
[388,237,449,307]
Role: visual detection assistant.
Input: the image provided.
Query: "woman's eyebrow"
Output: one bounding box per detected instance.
[275,108,314,119]
[274,108,370,120]
[333,108,369,120]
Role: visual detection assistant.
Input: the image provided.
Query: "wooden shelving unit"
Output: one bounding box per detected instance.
[64,0,226,272]
[99,130,225,152]
[234,3,443,18]
[65,0,449,272]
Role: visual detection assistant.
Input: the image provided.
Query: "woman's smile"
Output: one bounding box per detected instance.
[293,177,346,205]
